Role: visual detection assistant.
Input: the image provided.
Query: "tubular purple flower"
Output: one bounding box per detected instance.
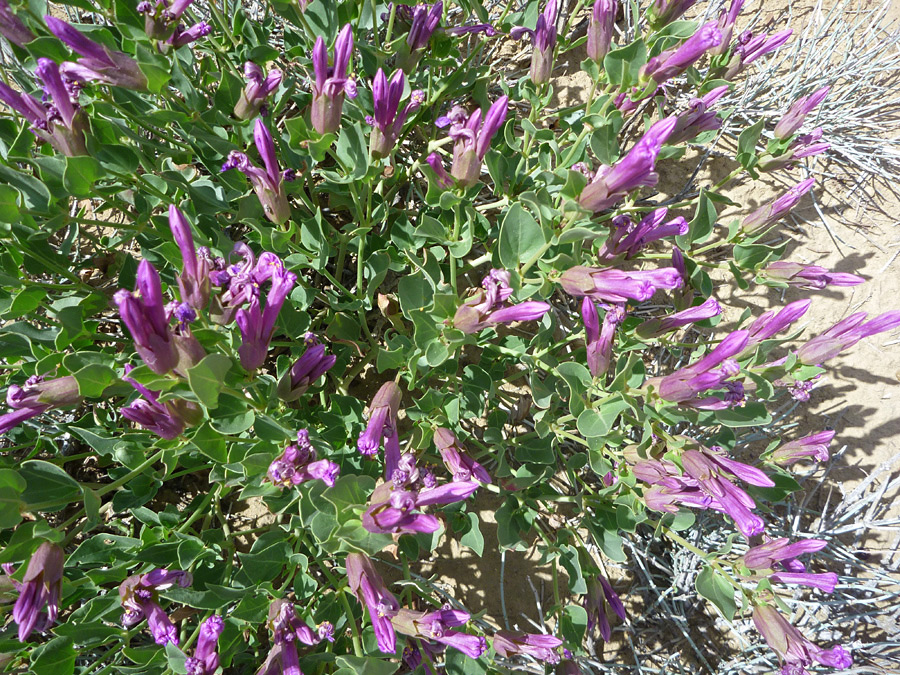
[769,571,838,592]
[797,310,900,365]
[1,375,82,435]
[774,86,830,140]
[346,553,400,654]
[277,336,337,402]
[185,615,224,675]
[649,330,748,404]
[433,96,509,188]
[407,1,442,52]
[583,300,625,377]
[358,381,403,478]
[267,431,340,488]
[453,268,549,333]
[585,575,626,641]
[235,61,282,119]
[168,205,211,310]
[392,608,487,658]
[741,177,815,235]
[434,428,492,483]
[744,299,811,352]
[415,480,480,506]
[560,265,682,303]
[667,86,728,146]
[769,430,835,465]
[119,569,190,644]
[139,0,196,39]
[722,29,792,79]
[368,69,425,158]
[235,264,296,371]
[310,24,356,135]
[46,16,148,90]
[578,117,677,211]
[648,0,698,28]
[752,604,852,672]
[493,630,563,664]
[114,260,179,374]
[168,21,211,48]
[10,542,64,642]
[121,366,195,439]
[711,0,744,55]
[600,208,689,259]
[587,0,616,62]
[221,120,292,224]
[743,537,829,570]
[761,261,864,290]
[512,0,557,84]
[681,449,765,537]
[636,297,721,338]
[0,0,36,46]
[641,22,722,85]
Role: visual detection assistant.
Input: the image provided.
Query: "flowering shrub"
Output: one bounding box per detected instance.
[0,0,894,673]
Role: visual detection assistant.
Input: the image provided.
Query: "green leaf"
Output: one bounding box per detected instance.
[63,156,102,197]
[72,363,116,398]
[165,642,187,675]
[30,636,76,675]
[714,402,772,427]
[576,395,630,438]
[736,119,765,169]
[498,204,546,269]
[603,39,648,87]
[185,354,232,409]
[459,512,484,556]
[559,544,587,593]
[696,565,736,621]
[678,190,718,247]
[20,460,83,512]
[334,655,398,675]
[208,394,255,435]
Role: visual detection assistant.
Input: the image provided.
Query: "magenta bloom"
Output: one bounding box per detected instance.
[430,95,509,188]
[741,177,815,234]
[648,0,697,27]
[235,257,296,371]
[358,381,403,478]
[640,22,722,85]
[797,310,900,365]
[722,29,792,79]
[311,24,356,135]
[256,600,333,675]
[769,430,835,465]
[277,334,337,402]
[753,604,852,672]
[0,375,81,435]
[346,553,400,654]
[744,537,829,571]
[667,86,729,145]
[761,261,864,290]
[711,0,744,55]
[510,0,558,84]
[434,428,492,483]
[0,0,35,46]
[587,0,616,62]
[636,297,721,338]
[599,208,688,260]
[453,269,550,333]
[168,21,211,48]
[774,86,830,139]
[185,615,225,675]
[119,568,192,645]
[367,69,424,158]
[168,205,211,310]
[560,265,682,303]
[137,0,196,39]
[121,365,198,439]
[235,61,282,119]
[222,119,294,224]
[584,575,626,642]
[267,430,339,488]
[115,260,179,375]
[578,118,677,211]
[407,2,443,51]
[492,630,563,664]
[583,299,626,377]
[45,16,147,90]
[393,608,487,658]
[9,543,64,642]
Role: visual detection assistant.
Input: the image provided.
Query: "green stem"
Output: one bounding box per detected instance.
[97,449,166,498]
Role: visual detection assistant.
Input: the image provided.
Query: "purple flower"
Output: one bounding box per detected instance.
[367,69,424,158]
[311,24,356,135]
[744,537,829,571]
[492,630,563,664]
[1,375,81,435]
[0,0,36,47]
[407,1,442,52]
[121,365,198,439]
[769,430,835,465]
[392,608,487,658]
[636,297,721,338]
[114,260,179,374]
[583,299,626,377]
[647,330,748,408]
[587,0,616,63]
[774,86,830,140]
[560,265,683,303]
[667,85,728,146]
[722,29,792,79]
[434,428,492,483]
[761,261,864,290]
[257,600,330,675]
[235,259,296,370]
[584,575,626,642]
[222,118,293,224]
[346,553,400,654]
[276,335,337,402]
[9,543,64,642]
[168,205,211,310]
[453,269,550,333]
[267,430,340,488]
[185,615,225,675]
[640,22,722,85]
[139,0,196,39]
[710,0,744,56]
[119,568,191,645]
[797,310,900,365]
[358,381,403,478]
[752,604,852,672]
[578,117,677,211]
[511,0,558,84]
[759,126,829,171]
[648,0,698,28]
[430,95,508,188]
[168,21,211,48]
[598,208,688,259]
[741,177,815,235]
[235,61,282,120]
[744,299,811,351]
[45,16,148,90]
